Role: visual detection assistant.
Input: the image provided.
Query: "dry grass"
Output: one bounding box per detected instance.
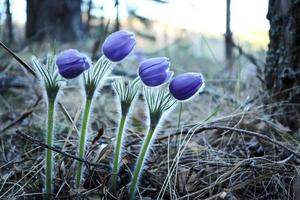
[0,36,299,200]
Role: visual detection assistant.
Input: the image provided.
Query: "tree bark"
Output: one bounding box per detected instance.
[114,0,120,31]
[86,0,93,33]
[265,0,300,131]
[5,0,13,44]
[26,0,83,41]
[225,0,232,60]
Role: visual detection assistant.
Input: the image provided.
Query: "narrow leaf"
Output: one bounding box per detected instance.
[0,40,36,77]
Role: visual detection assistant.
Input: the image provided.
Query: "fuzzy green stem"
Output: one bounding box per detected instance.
[75,98,92,188]
[175,103,182,151]
[129,126,156,200]
[177,103,183,129]
[111,115,127,192]
[45,99,55,199]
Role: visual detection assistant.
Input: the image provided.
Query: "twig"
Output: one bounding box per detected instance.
[57,101,80,134]
[0,96,42,132]
[15,130,104,167]
[230,40,265,84]
[231,40,263,69]
[126,125,300,159]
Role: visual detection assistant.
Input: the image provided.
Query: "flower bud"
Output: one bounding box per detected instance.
[56,49,91,79]
[169,73,204,101]
[102,30,136,62]
[138,57,172,87]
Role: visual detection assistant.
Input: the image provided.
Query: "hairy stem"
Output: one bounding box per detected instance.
[111,115,127,192]
[45,99,55,199]
[129,126,156,200]
[175,103,182,150]
[75,98,92,188]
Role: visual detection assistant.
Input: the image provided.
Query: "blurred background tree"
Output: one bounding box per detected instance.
[225,0,232,61]
[26,0,83,41]
[265,0,300,131]
[2,0,13,44]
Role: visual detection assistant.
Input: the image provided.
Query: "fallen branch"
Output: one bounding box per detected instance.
[15,130,104,168]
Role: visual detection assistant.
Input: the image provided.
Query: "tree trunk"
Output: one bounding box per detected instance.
[114,0,120,31]
[26,0,83,41]
[26,0,40,39]
[265,0,300,131]
[225,0,232,60]
[5,0,13,44]
[86,0,93,33]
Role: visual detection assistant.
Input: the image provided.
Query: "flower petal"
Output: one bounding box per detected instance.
[169,73,204,101]
[138,57,171,87]
[56,49,91,79]
[141,71,168,86]
[102,30,136,62]
[56,49,83,65]
[138,57,169,75]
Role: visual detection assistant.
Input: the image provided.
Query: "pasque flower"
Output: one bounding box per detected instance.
[111,78,140,192]
[32,54,63,199]
[75,57,113,189]
[102,30,136,62]
[129,72,204,199]
[138,57,172,87]
[128,87,175,200]
[56,49,91,79]
[75,30,136,189]
[169,73,205,101]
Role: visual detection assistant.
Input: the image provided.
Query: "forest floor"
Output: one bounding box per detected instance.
[0,34,299,200]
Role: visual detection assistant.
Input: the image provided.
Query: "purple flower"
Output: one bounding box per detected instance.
[102,30,136,62]
[169,73,205,101]
[56,49,91,79]
[138,57,172,87]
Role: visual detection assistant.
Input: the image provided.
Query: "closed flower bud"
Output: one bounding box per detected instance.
[138,57,172,87]
[169,73,205,101]
[56,49,91,79]
[102,30,136,62]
